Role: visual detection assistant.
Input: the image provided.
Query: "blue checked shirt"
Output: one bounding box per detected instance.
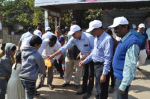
[84,31,113,75]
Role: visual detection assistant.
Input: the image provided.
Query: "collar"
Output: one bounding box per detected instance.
[80,32,85,40]
[97,31,105,40]
[121,32,131,42]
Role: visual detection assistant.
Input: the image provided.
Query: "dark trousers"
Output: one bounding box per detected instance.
[21,80,36,99]
[54,59,64,75]
[0,79,7,99]
[110,64,115,88]
[115,78,130,99]
[94,63,110,99]
[82,61,94,93]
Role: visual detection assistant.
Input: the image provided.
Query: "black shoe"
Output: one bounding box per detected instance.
[74,85,80,89]
[33,91,40,96]
[60,74,64,78]
[83,93,91,99]
[62,83,69,87]
[48,84,54,90]
[76,89,86,95]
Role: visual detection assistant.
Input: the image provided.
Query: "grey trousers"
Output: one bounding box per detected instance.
[47,64,54,85]
[115,78,130,99]
[0,79,7,99]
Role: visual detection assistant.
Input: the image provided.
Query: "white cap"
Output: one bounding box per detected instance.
[132,24,136,29]
[138,23,145,28]
[86,20,102,32]
[33,30,42,38]
[45,27,51,31]
[65,26,68,29]
[68,25,81,35]
[57,26,60,28]
[109,16,129,28]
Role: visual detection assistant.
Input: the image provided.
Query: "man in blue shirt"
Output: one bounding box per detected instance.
[47,25,95,99]
[18,27,33,51]
[109,16,140,99]
[79,20,113,99]
[132,23,150,67]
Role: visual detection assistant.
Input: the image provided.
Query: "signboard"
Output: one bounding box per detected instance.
[103,10,150,28]
[35,0,149,7]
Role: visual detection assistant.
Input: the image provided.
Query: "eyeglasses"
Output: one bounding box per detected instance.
[91,28,98,33]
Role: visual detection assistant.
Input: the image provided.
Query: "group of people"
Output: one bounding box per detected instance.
[0,16,149,99]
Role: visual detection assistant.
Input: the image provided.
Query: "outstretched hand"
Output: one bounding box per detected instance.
[46,55,55,60]
[79,61,85,67]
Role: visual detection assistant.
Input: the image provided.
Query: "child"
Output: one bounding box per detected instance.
[59,29,68,71]
[0,43,6,58]
[7,51,25,99]
[19,35,46,99]
[0,43,16,99]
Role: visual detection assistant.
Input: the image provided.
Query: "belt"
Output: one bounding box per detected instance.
[94,62,104,65]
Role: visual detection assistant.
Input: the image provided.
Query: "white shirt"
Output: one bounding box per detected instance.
[42,31,56,41]
[20,32,32,41]
[21,36,32,50]
[38,38,61,61]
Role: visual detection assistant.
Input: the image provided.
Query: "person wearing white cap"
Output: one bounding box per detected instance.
[20,30,42,50]
[79,20,113,99]
[129,24,137,33]
[18,27,33,51]
[47,24,94,99]
[131,23,150,67]
[108,16,140,99]
[42,27,56,41]
[61,21,81,90]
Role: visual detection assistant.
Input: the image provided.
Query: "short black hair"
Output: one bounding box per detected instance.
[37,23,42,26]
[121,25,130,30]
[29,35,42,47]
[28,27,33,32]
[1,43,6,50]
[49,35,57,42]
[61,29,67,34]
[106,29,112,35]
[11,46,16,51]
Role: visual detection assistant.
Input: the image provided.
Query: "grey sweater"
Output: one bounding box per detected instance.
[19,47,46,81]
[0,43,15,79]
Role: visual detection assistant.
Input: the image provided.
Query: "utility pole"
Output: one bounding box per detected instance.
[0,11,3,44]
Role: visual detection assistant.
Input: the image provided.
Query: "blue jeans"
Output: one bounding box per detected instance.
[115,78,130,99]
[21,80,36,99]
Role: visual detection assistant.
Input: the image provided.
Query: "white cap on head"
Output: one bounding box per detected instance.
[68,25,81,35]
[57,26,60,28]
[86,20,102,32]
[45,27,51,31]
[132,24,136,29]
[65,26,68,29]
[33,30,42,38]
[138,23,145,28]
[109,16,129,28]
